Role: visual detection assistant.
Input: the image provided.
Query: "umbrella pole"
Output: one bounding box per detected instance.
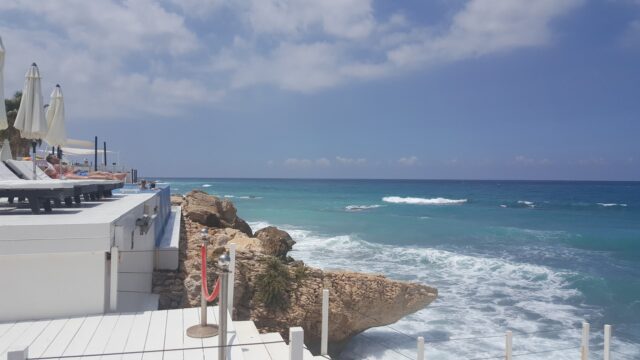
[57,147,65,180]
[32,141,37,180]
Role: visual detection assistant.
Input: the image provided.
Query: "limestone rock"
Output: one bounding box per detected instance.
[170,195,184,207]
[232,251,437,350]
[182,190,252,236]
[254,226,296,259]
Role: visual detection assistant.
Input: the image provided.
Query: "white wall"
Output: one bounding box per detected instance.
[0,252,106,322]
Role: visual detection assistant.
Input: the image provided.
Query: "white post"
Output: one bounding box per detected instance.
[7,345,28,360]
[604,325,611,360]
[505,331,512,360]
[417,336,425,360]
[581,321,589,360]
[109,246,119,312]
[321,289,329,356]
[289,327,304,360]
[228,243,236,319]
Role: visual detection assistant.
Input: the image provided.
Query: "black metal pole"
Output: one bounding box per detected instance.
[103,142,107,169]
[94,136,98,171]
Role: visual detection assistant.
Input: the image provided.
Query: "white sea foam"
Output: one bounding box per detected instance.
[383,196,467,205]
[518,200,536,208]
[245,220,635,359]
[598,203,627,207]
[345,205,383,212]
[500,204,508,208]
[224,195,235,198]
[201,184,211,188]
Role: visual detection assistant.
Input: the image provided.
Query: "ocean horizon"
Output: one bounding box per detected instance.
[158,177,640,359]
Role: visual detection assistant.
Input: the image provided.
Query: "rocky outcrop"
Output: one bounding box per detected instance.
[182,190,252,236]
[231,251,437,350]
[153,190,438,355]
[254,226,296,259]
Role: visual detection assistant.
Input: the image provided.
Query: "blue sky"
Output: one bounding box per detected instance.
[1,0,639,180]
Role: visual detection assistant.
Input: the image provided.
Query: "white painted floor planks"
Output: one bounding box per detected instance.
[0,307,330,360]
[0,307,315,360]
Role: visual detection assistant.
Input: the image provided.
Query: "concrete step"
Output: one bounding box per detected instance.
[234,320,271,359]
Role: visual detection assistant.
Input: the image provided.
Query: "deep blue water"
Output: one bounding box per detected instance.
[160,178,640,359]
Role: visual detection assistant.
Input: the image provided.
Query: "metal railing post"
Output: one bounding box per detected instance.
[321,289,329,355]
[417,336,425,360]
[581,321,589,360]
[200,234,208,326]
[505,331,512,360]
[228,243,236,319]
[218,251,231,360]
[604,325,611,360]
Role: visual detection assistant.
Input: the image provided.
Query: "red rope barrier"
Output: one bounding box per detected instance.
[201,244,221,302]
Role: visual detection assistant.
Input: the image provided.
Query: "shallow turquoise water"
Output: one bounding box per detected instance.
[160,178,640,359]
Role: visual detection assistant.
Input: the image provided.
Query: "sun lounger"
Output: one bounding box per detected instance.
[0,180,76,213]
[5,160,124,201]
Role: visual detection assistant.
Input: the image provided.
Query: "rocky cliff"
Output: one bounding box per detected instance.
[154,190,437,354]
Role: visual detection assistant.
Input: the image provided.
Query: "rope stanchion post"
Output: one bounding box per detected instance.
[581,321,589,360]
[186,228,219,339]
[321,288,329,356]
[218,250,231,360]
[417,336,425,360]
[604,324,611,360]
[505,331,512,360]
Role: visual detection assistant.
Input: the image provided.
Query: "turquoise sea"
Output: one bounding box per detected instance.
[160,178,640,359]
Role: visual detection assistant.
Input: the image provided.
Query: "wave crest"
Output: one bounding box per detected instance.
[345,205,382,212]
[382,196,467,205]
[598,203,627,207]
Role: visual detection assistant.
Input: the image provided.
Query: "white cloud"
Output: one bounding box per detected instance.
[0,0,584,118]
[398,156,418,166]
[513,155,552,166]
[336,156,366,166]
[213,0,583,93]
[577,157,606,166]
[315,158,331,167]
[284,158,313,167]
[283,157,331,168]
[0,0,214,119]
[388,0,583,67]
[245,0,375,39]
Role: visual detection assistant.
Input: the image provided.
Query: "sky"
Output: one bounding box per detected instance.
[0,0,639,180]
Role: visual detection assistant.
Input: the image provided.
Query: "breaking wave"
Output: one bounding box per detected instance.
[201,184,211,188]
[518,200,536,208]
[598,203,628,207]
[345,204,383,212]
[382,196,467,205]
[244,220,631,359]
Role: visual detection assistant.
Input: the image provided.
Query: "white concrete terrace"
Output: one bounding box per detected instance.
[0,193,157,254]
[0,307,329,360]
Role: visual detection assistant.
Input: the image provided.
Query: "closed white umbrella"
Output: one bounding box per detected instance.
[0,37,7,130]
[0,139,11,161]
[14,63,48,179]
[45,84,67,147]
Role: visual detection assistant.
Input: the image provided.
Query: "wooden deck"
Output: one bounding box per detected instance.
[0,307,328,360]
